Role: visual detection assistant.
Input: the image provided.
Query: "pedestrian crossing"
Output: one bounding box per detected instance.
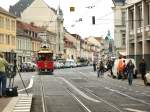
[2,94,32,112]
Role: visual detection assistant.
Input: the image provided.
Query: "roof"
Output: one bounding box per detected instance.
[0,7,16,18]
[9,0,58,17]
[9,0,34,17]
[86,36,100,46]
[38,47,52,53]
[94,37,103,42]
[17,21,44,33]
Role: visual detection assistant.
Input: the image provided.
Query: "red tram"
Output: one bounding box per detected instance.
[36,47,54,74]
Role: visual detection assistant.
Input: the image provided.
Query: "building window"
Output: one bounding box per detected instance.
[129,10,134,29]
[137,5,142,27]
[0,16,4,28]
[148,2,150,25]
[0,34,4,44]
[122,33,126,45]
[122,12,126,26]
[6,35,10,44]
[11,20,15,31]
[17,39,19,49]
[11,36,15,45]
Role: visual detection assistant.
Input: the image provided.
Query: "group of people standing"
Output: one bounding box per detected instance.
[117,58,147,85]
[93,60,113,78]
[93,57,147,86]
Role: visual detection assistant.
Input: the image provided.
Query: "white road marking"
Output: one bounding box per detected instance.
[79,71,89,78]
[18,76,35,92]
[105,87,150,106]
[68,90,92,112]
[121,104,143,106]
[85,88,123,112]
[124,108,147,112]
[60,77,100,103]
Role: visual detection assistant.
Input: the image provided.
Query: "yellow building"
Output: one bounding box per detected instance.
[0,7,16,52]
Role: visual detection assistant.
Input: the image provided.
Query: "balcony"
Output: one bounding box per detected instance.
[129,37,134,44]
[145,25,150,32]
[137,27,143,34]
[129,30,134,35]
[137,36,142,42]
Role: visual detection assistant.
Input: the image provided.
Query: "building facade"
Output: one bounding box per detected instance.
[112,0,126,57]
[9,0,64,58]
[16,20,42,64]
[0,7,16,53]
[126,0,150,70]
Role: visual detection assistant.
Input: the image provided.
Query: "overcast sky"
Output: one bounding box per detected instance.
[0,0,114,38]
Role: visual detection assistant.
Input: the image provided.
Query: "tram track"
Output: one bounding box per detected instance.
[39,75,48,112]
[66,88,92,112]
[38,75,92,112]
[59,77,123,112]
[75,70,150,104]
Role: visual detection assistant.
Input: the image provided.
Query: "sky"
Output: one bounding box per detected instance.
[0,0,114,38]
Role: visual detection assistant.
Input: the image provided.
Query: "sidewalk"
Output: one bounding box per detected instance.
[0,97,12,112]
[133,78,145,86]
[106,72,146,86]
[0,94,32,112]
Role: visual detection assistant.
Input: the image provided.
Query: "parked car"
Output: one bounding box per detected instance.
[21,62,36,72]
[54,61,61,69]
[64,61,71,68]
[64,59,76,68]
[59,62,64,68]
[145,72,150,86]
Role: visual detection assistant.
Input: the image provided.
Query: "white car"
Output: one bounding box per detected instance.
[145,72,150,85]
[64,59,77,68]
[54,62,61,69]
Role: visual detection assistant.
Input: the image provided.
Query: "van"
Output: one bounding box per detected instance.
[112,58,137,78]
[64,59,77,68]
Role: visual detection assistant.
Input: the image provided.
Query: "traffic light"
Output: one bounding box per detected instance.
[70,7,75,12]
[92,16,95,25]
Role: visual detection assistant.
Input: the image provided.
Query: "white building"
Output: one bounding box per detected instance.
[112,0,126,57]
[126,0,150,70]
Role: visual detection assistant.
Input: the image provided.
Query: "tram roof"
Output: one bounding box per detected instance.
[38,48,53,53]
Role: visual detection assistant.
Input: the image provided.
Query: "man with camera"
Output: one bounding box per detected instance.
[0,52,8,97]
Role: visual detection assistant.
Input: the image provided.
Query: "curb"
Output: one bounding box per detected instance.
[2,94,32,112]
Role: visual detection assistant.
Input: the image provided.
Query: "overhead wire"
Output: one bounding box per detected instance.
[68,0,105,28]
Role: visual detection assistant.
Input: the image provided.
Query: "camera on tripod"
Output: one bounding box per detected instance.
[4,52,18,97]
[4,51,28,96]
[4,52,17,78]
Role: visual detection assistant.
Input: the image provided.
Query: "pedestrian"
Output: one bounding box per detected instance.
[117,57,124,79]
[93,60,96,72]
[139,59,147,82]
[97,61,104,78]
[0,52,8,97]
[126,60,135,85]
[106,60,113,77]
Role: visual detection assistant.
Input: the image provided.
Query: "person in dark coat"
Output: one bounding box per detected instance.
[93,60,96,72]
[106,60,113,77]
[97,61,104,78]
[126,60,135,85]
[139,59,147,81]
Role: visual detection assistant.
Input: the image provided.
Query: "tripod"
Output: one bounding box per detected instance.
[16,66,29,96]
[7,62,29,96]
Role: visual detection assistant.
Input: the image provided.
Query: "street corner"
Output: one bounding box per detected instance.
[2,94,33,112]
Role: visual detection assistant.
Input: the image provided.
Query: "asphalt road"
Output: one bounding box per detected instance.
[14,66,150,112]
